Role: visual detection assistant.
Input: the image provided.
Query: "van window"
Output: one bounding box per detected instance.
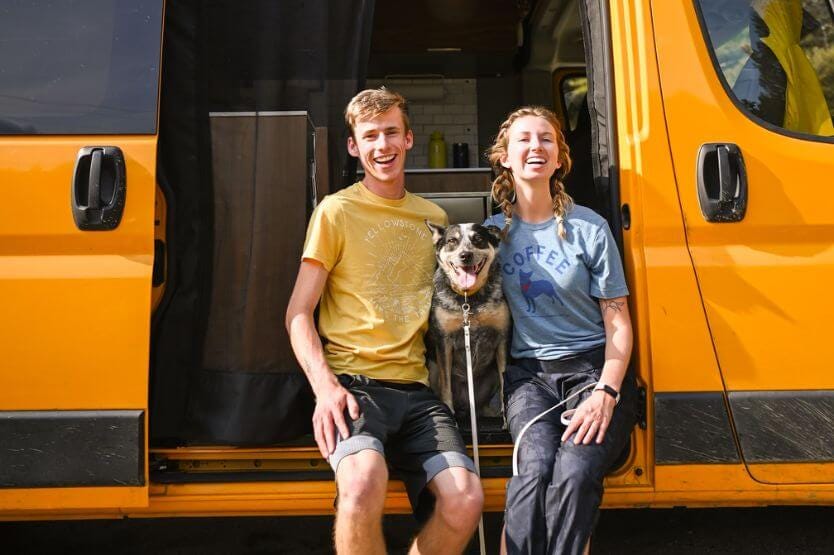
[696,0,834,138]
[0,1,163,135]
[561,75,589,132]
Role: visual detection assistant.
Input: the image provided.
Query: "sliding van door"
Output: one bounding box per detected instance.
[0,1,162,511]
[651,0,834,484]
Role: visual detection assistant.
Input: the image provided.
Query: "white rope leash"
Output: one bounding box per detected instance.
[461,294,487,555]
[511,381,598,476]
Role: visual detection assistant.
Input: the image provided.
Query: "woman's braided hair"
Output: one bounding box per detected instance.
[487,106,573,239]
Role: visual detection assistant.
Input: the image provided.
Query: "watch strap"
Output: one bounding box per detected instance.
[594,383,620,404]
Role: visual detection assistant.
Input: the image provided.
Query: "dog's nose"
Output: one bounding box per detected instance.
[459,251,474,265]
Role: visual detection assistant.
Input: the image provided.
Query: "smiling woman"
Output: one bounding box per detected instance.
[482,105,635,554]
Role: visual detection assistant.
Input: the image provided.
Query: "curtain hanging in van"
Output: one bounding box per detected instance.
[578,0,614,224]
[204,0,375,188]
[151,0,375,446]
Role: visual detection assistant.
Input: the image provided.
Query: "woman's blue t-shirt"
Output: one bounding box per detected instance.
[484,205,628,360]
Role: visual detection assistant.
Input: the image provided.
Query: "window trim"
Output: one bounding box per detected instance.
[691,0,834,145]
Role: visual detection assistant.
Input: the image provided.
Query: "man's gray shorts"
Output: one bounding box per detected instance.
[329,374,476,521]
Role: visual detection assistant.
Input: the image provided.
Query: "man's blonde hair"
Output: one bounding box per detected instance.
[345,87,411,136]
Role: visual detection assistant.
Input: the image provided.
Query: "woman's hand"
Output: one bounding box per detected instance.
[561,389,617,445]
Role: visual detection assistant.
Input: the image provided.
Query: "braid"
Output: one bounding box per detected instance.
[490,168,515,231]
[550,116,574,239]
[551,178,574,239]
[489,115,518,235]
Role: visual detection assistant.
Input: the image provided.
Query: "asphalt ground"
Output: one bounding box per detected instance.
[3,506,833,554]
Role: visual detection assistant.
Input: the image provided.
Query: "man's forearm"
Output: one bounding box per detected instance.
[287,310,338,397]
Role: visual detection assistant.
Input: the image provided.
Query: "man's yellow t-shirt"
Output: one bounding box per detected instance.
[302,181,448,385]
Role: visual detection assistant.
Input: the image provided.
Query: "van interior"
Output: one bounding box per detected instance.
[149,0,620,480]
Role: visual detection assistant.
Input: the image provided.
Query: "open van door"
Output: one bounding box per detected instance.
[651,0,834,484]
[0,2,163,511]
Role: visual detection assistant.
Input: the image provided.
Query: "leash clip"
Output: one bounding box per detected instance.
[461,292,471,326]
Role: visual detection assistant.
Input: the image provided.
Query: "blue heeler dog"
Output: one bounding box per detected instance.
[425,222,510,424]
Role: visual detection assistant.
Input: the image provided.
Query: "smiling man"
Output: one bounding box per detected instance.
[285,88,483,555]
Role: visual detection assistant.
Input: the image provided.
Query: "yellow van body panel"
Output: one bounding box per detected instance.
[5,468,834,520]
[0,136,156,509]
[652,1,834,392]
[0,137,154,408]
[610,0,726,397]
[151,183,167,312]
[651,0,834,486]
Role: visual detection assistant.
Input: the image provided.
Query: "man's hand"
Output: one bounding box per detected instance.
[313,381,361,459]
[561,390,616,445]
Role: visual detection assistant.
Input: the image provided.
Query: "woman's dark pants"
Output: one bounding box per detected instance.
[503,348,638,555]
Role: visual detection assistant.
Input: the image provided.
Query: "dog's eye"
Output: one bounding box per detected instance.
[445,238,458,247]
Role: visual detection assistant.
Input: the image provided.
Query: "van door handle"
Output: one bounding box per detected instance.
[696,143,747,222]
[71,146,127,230]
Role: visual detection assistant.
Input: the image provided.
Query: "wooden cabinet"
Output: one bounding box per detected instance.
[206,111,314,373]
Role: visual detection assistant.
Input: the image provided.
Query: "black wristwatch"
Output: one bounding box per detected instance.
[594,383,620,404]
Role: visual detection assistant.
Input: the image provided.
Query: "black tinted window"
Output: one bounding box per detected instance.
[0,1,163,135]
[696,0,834,138]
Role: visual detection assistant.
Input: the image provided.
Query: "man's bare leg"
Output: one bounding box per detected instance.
[409,466,484,555]
[334,449,388,555]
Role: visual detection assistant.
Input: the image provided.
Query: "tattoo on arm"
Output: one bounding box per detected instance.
[602,300,625,314]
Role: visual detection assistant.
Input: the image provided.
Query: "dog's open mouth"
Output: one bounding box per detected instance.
[451,259,486,290]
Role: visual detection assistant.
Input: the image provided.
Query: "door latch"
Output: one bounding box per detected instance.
[71,146,126,231]
[696,143,747,222]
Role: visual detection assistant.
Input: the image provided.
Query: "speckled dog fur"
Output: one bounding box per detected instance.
[425,221,510,423]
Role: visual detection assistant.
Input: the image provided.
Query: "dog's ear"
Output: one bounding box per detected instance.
[425,220,446,245]
[484,225,504,246]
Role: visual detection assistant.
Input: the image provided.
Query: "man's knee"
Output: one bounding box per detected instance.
[432,468,484,530]
[336,450,389,517]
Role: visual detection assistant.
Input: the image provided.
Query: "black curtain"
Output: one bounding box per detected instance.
[150,0,375,446]
[578,0,616,228]
[204,0,375,188]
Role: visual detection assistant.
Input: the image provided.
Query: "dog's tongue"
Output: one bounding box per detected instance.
[455,266,477,290]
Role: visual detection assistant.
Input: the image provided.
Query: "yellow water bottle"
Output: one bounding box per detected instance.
[428,131,447,168]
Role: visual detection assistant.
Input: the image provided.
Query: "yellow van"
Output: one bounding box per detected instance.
[2,0,834,520]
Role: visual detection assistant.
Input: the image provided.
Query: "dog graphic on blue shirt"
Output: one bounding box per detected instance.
[519,270,563,313]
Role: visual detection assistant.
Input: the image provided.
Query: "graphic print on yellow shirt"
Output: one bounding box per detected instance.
[302,182,448,384]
